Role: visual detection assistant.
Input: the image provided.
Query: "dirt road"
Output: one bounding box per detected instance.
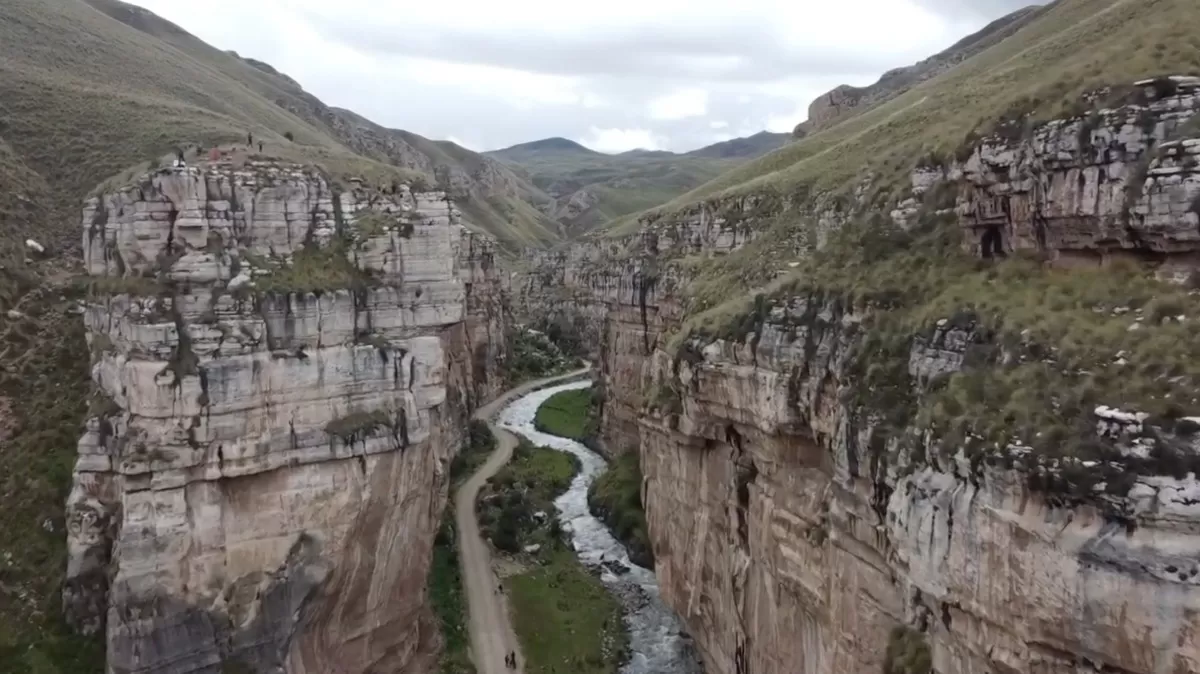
[455,368,590,674]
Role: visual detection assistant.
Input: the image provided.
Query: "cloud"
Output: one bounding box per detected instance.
[122,0,1033,153]
[648,89,709,121]
[910,0,1039,21]
[581,128,665,153]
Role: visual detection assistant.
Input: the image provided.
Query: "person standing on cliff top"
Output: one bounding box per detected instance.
[247,131,253,147]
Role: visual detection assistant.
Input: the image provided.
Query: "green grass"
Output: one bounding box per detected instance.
[475,441,626,674]
[534,389,596,441]
[0,281,105,674]
[486,140,753,236]
[884,627,932,674]
[671,204,1200,506]
[248,241,379,296]
[509,546,627,674]
[426,419,499,674]
[588,452,653,569]
[508,329,580,386]
[450,420,497,483]
[486,442,580,508]
[428,510,476,674]
[604,0,1200,237]
[0,0,559,251]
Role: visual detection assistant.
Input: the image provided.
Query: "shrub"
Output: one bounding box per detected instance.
[588,451,654,568]
[884,627,931,674]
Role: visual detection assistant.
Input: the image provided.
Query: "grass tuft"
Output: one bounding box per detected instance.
[533,389,596,441]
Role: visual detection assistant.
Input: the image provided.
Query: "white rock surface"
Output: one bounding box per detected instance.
[66,161,507,673]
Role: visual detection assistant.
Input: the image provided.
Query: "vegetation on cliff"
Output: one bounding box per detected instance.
[884,627,932,674]
[476,441,627,673]
[429,511,476,674]
[0,282,104,674]
[508,329,582,385]
[670,199,1200,510]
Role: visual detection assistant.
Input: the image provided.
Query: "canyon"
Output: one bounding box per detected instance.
[64,161,505,673]
[514,76,1200,674]
[5,1,1200,673]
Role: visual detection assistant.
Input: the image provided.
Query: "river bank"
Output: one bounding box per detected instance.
[499,382,702,674]
[477,441,628,674]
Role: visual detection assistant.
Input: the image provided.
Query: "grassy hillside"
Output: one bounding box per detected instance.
[649,0,1200,491]
[0,0,560,251]
[653,0,1197,227]
[605,0,1200,238]
[791,5,1045,138]
[487,133,787,235]
[684,131,790,159]
[0,1,562,670]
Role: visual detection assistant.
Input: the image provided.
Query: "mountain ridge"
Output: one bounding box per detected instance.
[485,131,790,235]
[0,0,560,255]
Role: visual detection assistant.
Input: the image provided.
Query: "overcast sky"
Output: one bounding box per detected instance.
[126,0,1034,153]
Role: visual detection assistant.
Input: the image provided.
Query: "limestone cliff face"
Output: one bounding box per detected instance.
[955,76,1200,266]
[65,161,506,673]
[518,79,1200,674]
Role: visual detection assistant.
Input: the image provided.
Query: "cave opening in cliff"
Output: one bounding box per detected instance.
[981,225,1005,259]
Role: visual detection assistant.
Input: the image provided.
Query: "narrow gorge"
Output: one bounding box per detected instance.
[515,75,1200,674]
[6,1,1200,673]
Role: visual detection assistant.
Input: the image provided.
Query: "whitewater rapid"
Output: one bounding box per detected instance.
[497,380,703,674]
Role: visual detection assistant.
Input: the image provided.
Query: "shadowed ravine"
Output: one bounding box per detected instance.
[497,381,703,674]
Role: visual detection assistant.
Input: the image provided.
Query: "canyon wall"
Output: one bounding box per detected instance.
[64,161,506,673]
[516,78,1200,673]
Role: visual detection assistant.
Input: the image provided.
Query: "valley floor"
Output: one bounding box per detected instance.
[456,369,590,674]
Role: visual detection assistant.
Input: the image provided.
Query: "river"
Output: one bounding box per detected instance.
[497,380,703,674]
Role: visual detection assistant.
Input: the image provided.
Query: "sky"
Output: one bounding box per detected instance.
[125,0,1035,153]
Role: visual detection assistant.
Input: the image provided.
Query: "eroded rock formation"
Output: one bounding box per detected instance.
[65,161,506,673]
[517,79,1200,674]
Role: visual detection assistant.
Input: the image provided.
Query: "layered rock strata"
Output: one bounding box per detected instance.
[517,79,1200,674]
[65,161,505,673]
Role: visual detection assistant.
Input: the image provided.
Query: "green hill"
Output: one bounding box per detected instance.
[605,0,1200,238]
[0,0,560,255]
[683,131,790,159]
[486,133,786,235]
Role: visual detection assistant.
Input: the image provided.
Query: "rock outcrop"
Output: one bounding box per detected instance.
[518,79,1200,674]
[65,161,506,673]
[956,76,1200,266]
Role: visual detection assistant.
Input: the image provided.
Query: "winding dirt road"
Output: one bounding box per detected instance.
[456,367,590,674]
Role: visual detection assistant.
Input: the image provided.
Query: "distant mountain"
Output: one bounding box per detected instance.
[490,137,602,163]
[486,132,788,235]
[685,131,790,159]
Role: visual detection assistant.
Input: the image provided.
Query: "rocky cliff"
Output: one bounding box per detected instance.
[64,160,506,673]
[516,77,1200,674]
